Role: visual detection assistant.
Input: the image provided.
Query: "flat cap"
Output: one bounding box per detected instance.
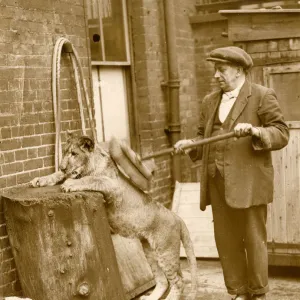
[207,46,253,70]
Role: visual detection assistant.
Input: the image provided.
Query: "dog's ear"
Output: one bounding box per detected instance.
[79,136,95,152]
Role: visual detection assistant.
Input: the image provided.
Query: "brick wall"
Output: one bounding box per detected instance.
[130,0,171,205]
[174,0,200,182]
[0,0,92,297]
[130,0,199,203]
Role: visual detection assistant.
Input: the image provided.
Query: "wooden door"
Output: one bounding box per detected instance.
[263,63,300,266]
[92,66,131,143]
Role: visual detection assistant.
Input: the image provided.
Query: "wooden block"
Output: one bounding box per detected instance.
[2,186,154,300]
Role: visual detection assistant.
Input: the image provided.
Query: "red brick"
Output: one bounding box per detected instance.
[46,145,55,156]
[33,101,43,112]
[23,158,43,171]
[20,113,39,125]
[22,136,41,148]
[34,124,44,135]
[43,156,54,167]
[43,122,55,133]
[11,126,20,138]
[0,177,7,189]
[3,152,15,163]
[42,101,53,111]
[0,115,13,127]
[39,111,54,123]
[23,102,33,113]
[38,146,47,157]
[15,149,28,161]
[17,172,32,185]
[2,162,24,175]
[0,139,22,151]
[23,125,35,136]
[41,133,55,145]
[28,148,38,159]
[1,127,12,139]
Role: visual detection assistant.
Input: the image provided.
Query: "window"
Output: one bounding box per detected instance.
[86,0,130,65]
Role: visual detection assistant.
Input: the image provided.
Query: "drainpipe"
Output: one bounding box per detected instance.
[163,0,181,182]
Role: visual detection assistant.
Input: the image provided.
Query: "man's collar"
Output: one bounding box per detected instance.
[225,77,246,99]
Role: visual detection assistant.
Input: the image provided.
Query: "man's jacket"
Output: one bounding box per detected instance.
[189,79,289,211]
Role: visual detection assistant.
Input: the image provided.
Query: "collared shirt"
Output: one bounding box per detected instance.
[218,78,245,123]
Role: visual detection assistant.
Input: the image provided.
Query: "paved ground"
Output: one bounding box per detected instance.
[138,259,300,300]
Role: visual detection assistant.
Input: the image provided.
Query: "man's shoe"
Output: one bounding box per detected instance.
[252,294,266,300]
[232,294,251,300]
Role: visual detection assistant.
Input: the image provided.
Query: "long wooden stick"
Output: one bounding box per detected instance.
[142,131,236,160]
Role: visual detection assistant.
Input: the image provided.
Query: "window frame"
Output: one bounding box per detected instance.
[86,0,131,66]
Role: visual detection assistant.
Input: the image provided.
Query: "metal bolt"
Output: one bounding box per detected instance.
[48,210,54,217]
[77,282,90,297]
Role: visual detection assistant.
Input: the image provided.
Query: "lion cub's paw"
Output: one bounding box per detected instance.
[61,179,79,193]
[30,177,47,187]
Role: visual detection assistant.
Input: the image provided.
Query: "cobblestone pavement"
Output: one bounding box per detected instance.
[137,259,300,300]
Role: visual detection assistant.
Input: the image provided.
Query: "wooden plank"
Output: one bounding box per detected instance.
[112,235,155,299]
[195,0,242,12]
[266,203,273,243]
[286,121,300,129]
[195,0,294,12]
[264,62,300,262]
[268,253,300,266]
[189,13,227,24]
[285,130,300,246]
[271,148,287,244]
[221,12,300,41]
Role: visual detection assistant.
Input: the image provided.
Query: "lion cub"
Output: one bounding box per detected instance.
[31,133,197,300]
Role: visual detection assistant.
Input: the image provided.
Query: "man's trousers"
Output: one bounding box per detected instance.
[208,169,269,295]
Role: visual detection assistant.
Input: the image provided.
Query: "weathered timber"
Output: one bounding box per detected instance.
[112,235,155,299]
[3,185,126,300]
[220,9,300,42]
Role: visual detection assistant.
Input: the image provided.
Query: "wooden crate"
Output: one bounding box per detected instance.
[2,186,154,300]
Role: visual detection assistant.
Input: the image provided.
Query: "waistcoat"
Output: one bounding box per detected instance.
[208,104,234,177]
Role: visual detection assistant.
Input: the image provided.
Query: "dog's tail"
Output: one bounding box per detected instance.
[179,217,197,299]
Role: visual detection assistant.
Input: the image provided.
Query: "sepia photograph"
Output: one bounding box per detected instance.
[0,0,300,299]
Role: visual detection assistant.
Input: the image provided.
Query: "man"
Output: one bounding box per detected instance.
[174,46,289,300]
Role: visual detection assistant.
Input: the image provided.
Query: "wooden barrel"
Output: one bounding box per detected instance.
[2,186,127,300]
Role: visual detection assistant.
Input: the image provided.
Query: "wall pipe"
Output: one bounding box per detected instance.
[163,0,182,182]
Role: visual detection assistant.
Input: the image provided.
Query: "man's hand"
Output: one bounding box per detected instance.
[234,123,260,138]
[173,139,195,154]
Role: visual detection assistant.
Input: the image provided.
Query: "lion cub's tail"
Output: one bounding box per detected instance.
[179,217,197,299]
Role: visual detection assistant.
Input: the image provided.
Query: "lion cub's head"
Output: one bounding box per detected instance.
[59,131,112,179]
[59,132,95,179]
